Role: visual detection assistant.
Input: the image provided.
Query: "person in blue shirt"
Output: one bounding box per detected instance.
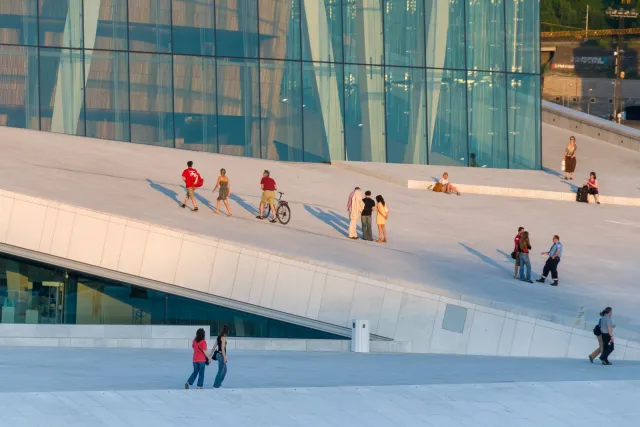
[536,235,563,287]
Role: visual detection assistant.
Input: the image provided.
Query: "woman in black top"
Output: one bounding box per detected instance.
[211,324,229,388]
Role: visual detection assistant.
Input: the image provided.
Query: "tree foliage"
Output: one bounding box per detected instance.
[541,0,640,31]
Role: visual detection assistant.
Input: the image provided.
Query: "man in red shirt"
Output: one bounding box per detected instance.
[181,161,202,211]
[257,170,277,223]
[513,226,524,279]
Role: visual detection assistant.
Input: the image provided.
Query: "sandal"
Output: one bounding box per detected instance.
[193,207,199,212]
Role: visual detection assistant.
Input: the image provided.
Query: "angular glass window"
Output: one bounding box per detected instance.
[344,64,386,162]
[508,74,540,169]
[39,48,85,136]
[467,71,508,169]
[260,60,303,161]
[173,56,217,152]
[0,46,39,130]
[38,0,83,48]
[215,0,259,58]
[216,57,261,158]
[343,0,383,65]
[84,0,128,51]
[172,0,216,56]
[424,0,465,70]
[384,0,425,67]
[128,0,172,53]
[301,0,342,63]
[385,66,427,164]
[0,0,38,46]
[302,62,344,163]
[84,50,130,142]
[466,0,505,72]
[259,0,301,60]
[129,53,174,147]
[427,69,468,167]
[506,0,540,74]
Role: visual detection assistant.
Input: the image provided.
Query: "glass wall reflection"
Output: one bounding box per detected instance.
[0,252,345,339]
[0,0,541,170]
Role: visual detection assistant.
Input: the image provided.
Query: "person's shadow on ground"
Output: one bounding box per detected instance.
[305,205,362,237]
[542,168,579,192]
[146,179,182,206]
[229,194,260,216]
[459,243,511,275]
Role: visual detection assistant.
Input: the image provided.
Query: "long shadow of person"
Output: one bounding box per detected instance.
[184,186,215,211]
[146,179,181,206]
[229,194,260,216]
[305,205,362,237]
[459,243,511,275]
[542,168,579,192]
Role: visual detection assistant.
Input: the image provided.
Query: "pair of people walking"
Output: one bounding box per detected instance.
[180,161,233,216]
[512,228,562,286]
[589,307,615,365]
[185,325,229,389]
[348,187,388,243]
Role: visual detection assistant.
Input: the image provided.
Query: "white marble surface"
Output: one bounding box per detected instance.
[0,381,638,427]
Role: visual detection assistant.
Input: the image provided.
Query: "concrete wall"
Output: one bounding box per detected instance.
[1,188,639,360]
[542,100,640,153]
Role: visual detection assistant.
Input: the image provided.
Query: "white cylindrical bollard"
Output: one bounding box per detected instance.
[350,319,370,353]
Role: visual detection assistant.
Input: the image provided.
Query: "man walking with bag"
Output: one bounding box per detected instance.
[181,161,204,211]
[536,235,562,287]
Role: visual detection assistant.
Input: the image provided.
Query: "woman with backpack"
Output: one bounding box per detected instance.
[211,324,229,388]
[594,307,616,365]
[185,328,210,389]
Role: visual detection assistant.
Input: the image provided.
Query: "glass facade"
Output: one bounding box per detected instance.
[0,0,540,169]
[0,251,344,339]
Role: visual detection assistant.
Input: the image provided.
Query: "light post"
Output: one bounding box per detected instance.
[606,6,638,120]
[587,88,593,115]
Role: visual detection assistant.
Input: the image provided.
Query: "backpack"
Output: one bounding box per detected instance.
[593,322,602,336]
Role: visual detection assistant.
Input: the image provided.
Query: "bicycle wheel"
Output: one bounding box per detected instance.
[276,203,291,225]
[264,205,271,219]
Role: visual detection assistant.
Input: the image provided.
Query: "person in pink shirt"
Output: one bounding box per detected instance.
[185,328,210,389]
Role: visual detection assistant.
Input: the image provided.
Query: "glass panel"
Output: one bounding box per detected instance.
[83,0,128,51]
[38,0,83,48]
[427,68,468,167]
[0,0,38,45]
[259,0,301,60]
[384,0,425,67]
[172,0,215,56]
[506,0,539,74]
[129,53,174,147]
[344,64,386,162]
[301,0,342,63]
[0,254,65,325]
[425,0,465,70]
[467,71,508,169]
[466,0,505,72]
[39,48,85,135]
[260,59,303,161]
[508,73,540,169]
[216,57,260,157]
[173,55,217,152]
[84,49,130,142]
[385,66,426,164]
[215,0,259,58]
[0,251,346,339]
[0,46,39,129]
[343,0,383,65]
[302,62,344,162]
[128,0,172,53]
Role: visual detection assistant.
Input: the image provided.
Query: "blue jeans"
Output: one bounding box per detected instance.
[187,362,206,388]
[519,253,531,281]
[213,356,227,388]
[361,215,373,241]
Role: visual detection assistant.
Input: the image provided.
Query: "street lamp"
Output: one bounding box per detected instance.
[587,88,593,115]
[606,6,638,120]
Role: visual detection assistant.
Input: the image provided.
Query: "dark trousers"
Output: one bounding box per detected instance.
[542,257,560,281]
[600,333,615,362]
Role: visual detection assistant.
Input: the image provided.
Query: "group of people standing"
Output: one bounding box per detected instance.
[185,326,229,389]
[180,161,233,216]
[512,227,563,286]
[348,187,389,243]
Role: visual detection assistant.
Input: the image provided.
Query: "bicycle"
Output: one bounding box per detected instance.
[265,191,291,225]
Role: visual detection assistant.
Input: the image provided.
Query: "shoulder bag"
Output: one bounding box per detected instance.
[198,342,210,365]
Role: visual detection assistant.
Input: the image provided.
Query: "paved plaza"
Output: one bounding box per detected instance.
[0,347,639,426]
